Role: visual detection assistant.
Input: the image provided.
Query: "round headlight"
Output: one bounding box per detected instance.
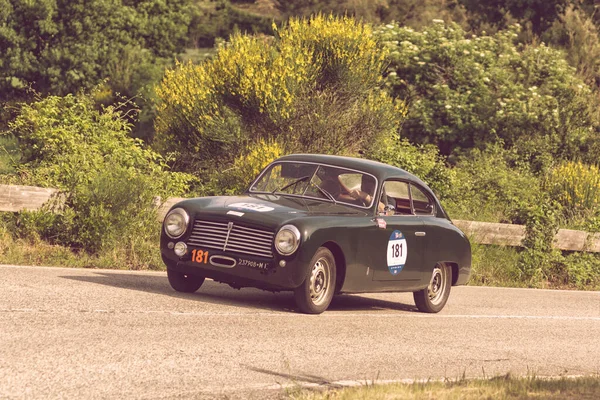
[164,208,189,239]
[275,225,301,256]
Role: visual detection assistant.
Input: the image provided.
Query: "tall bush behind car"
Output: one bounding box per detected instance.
[5,93,193,264]
[155,14,404,191]
[376,21,600,171]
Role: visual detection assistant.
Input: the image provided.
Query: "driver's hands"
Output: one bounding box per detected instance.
[349,189,369,202]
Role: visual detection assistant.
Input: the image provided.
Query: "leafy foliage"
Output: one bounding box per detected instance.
[459,0,570,34]
[277,0,468,27]
[376,21,600,171]
[0,0,194,99]
[544,6,600,87]
[6,93,193,256]
[156,14,403,191]
[366,133,454,199]
[443,144,541,223]
[202,138,283,196]
[190,1,275,48]
[546,161,600,220]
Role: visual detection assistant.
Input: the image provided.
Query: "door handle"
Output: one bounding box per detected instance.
[415,232,426,237]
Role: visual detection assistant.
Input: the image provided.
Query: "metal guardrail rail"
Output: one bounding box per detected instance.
[2,184,599,253]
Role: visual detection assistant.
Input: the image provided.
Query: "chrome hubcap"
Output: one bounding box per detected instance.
[428,267,447,306]
[309,258,330,306]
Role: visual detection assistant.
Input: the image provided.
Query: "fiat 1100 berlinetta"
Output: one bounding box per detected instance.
[161,154,471,314]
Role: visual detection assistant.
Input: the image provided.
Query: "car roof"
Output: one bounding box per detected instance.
[276,153,427,186]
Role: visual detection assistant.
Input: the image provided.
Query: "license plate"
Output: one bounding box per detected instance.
[237,258,271,270]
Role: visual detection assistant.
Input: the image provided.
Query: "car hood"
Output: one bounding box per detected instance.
[175,194,369,227]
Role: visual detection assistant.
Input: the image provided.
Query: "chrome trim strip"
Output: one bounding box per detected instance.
[223,221,234,251]
[188,219,274,259]
[209,255,237,268]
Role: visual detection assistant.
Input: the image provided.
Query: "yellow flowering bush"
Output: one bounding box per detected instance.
[204,139,283,195]
[233,139,283,181]
[546,161,600,217]
[155,14,402,186]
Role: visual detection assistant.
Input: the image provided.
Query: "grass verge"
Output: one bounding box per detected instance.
[469,243,525,288]
[290,375,600,400]
[0,219,164,270]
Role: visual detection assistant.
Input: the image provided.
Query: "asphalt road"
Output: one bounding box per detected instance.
[1,264,599,399]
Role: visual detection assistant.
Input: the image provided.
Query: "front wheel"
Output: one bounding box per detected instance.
[413,263,452,313]
[294,247,336,314]
[167,268,205,293]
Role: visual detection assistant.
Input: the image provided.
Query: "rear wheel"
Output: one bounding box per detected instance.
[294,247,336,314]
[413,263,451,313]
[167,268,205,293]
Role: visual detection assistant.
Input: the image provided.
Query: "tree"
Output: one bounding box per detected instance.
[0,0,194,100]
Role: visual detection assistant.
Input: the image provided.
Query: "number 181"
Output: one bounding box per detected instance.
[391,243,403,258]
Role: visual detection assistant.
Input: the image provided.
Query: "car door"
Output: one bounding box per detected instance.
[369,180,427,283]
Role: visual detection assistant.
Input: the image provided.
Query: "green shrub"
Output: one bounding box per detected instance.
[562,252,600,289]
[442,143,541,223]
[469,243,523,287]
[376,21,600,170]
[545,161,600,220]
[7,93,193,261]
[516,199,565,286]
[459,0,569,34]
[365,133,455,199]
[156,15,403,191]
[0,134,19,176]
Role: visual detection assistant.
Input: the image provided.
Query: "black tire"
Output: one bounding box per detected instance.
[294,247,336,314]
[413,263,452,313]
[167,268,205,293]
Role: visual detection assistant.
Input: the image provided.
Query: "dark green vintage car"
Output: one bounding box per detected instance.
[161,154,471,314]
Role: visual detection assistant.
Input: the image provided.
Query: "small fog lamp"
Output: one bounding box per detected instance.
[174,242,188,257]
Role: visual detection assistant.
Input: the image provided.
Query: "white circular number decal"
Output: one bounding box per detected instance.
[228,202,274,212]
[387,230,407,275]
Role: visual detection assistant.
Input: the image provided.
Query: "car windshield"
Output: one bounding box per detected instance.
[250,162,377,208]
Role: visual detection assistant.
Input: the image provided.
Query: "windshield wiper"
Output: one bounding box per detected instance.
[272,175,311,194]
[313,183,337,204]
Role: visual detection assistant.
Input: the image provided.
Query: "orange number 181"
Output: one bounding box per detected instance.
[191,249,209,264]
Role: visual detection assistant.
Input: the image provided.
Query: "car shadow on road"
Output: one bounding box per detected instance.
[61,272,297,312]
[329,294,417,313]
[61,272,418,314]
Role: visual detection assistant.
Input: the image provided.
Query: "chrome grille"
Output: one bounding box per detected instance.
[187,220,274,258]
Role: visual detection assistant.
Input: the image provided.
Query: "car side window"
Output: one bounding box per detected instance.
[381,181,412,215]
[411,184,435,215]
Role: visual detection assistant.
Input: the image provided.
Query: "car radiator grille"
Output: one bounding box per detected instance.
[187,219,274,258]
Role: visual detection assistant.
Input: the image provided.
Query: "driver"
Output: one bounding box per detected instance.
[348,175,388,213]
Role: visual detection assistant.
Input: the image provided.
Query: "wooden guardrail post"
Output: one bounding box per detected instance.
[0,184,59,212]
